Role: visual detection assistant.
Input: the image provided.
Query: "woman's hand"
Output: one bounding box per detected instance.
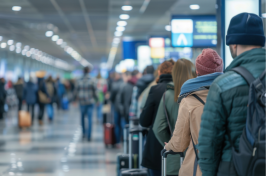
[164,142,168,145]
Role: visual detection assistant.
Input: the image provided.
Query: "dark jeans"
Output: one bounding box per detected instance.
[149,169,161,176]
[18,98,23,111]
[38,103,45,120]
[80,104,94,140]
[27,104,35,122]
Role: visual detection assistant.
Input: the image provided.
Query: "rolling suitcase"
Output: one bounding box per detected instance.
[121,127,149,176]
[18,111,31,128]
[104,107,115,147]
[117,125,130,176]
[161,149,184,176]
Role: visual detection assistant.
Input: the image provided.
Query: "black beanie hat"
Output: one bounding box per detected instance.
[226,13,265,46]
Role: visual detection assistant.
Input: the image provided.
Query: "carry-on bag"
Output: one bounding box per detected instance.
[104,106,115,147]
[117,124,130,176]
[161,149,184,176]
[129,117,139,128]
[121,127,149,176]
[18,111,31,128]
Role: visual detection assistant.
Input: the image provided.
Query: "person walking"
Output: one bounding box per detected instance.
[75,66,98,141]
[24,77,38,124]
[139,60,175,176]
[37,77,50,125]
[0,78,6,120]
[164,49,223,176]
[153,59,196,176]
[14,77,24,111]
[198,13,266,176]
[46,76,57,122]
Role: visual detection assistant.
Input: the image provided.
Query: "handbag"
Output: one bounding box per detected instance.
[38,90,50,104]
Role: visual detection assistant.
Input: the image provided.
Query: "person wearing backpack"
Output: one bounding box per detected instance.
[164,49,223,176]
[198,13,266,176]
[153,59,196,176]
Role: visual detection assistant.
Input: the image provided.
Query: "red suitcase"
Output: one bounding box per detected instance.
[104,123,115,147]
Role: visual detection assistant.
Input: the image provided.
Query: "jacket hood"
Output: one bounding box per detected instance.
[136,74,154,88]
[128,76,138,85]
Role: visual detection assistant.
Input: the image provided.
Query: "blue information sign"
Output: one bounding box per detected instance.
[171,15,217,47]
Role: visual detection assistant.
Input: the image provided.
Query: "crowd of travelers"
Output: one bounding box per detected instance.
[108,12,265,176]
[0,74,75,125]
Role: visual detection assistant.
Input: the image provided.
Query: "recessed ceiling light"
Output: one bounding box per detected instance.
[119,14,130,20]
[117,21,127,27]
[1,43,7,49]
[16,42,22,48]
[165,25,171,31]
[45,31,53,37]
[190,4,200,10]
[0,36,2,42]
[116,26,125,32]
[113,38,120,44]
[26,51,31,57]
[21,50,26,55]
[122,6,133,11]
[9,45,15,51]
[52,35,59,41]
[12,6,22,11]
[262,13,266,18]
[115,31,123,37]
[16,48,21,54]
[7,40,13,45]
[57,39,63,45]
[24,45,30,51]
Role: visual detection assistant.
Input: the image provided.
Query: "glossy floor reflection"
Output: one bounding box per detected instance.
[0,105,121,176]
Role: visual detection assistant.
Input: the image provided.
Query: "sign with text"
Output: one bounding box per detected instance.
[171,15,217,47]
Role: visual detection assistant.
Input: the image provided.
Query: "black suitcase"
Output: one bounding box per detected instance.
[161,149,184,176]
[121,127,149,176]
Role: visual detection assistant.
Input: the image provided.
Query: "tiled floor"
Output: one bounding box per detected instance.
[0,105,121,176]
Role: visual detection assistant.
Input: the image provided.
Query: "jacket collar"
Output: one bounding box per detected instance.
[158,74,172,83]
[225,48,265,72]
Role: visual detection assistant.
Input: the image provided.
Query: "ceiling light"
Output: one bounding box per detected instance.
[117,21,127,27]
[12,6,21,11]
[190,4,200,10]
[262,13,266,18]
[122,6,133,11]
[16,48,21,54]
[30,48,35,54]
[165,25,171,31]
[1,43,7,49]
[21,50,26,55]
[52,35,59,41]
[119,14,130,20]
[0,36,2,41]
[16,42,21,48]
[56,39,63,45]
[116,26,125,32]
[26,51,31,57]
[113,38,120,44]
[45,31,53,37]
[24,45,30,51]
[9,45,15,51]
[7,40,13,45]
[115,31,123,37]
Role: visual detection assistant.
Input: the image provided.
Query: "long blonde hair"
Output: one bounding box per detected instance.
[172,59,196,102]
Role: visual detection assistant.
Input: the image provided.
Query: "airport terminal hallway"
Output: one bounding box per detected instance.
[0,105,120,176]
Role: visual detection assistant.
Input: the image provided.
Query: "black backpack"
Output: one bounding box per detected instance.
[231,67,265,176]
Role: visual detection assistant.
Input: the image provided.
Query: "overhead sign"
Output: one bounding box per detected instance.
[149,37,165,59]
[171,15,217,47]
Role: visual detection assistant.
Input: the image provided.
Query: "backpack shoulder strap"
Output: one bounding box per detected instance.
[192,94,205,105]
[231,66,255,85]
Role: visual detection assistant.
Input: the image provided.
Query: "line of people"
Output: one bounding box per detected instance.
[110,12,265,176]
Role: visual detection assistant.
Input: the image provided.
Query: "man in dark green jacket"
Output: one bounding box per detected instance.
[198,13,266,176]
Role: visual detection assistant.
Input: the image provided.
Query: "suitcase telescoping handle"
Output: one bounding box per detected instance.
[161,149,184,176]
[128,127,148,169]
[123,124,129,154]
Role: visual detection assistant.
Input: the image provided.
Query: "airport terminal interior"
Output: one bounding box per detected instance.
[0,0,265,176]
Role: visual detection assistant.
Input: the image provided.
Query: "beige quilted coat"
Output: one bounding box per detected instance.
[165,90,208,176]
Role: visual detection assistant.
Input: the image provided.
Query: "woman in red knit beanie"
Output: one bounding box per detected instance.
[165,48,223,176]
